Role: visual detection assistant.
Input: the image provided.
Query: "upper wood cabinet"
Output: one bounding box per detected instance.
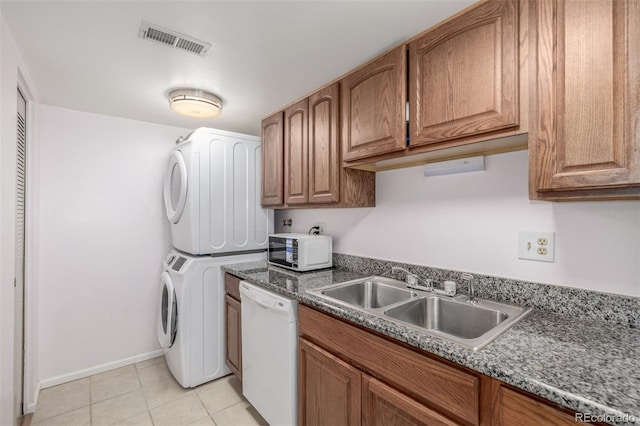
[309,84,341,204]
[261,83,375,209]
[284,99,309,205]
[409,0,520,147]
[341,45,407,162]
[284,84,341,206]
[261,111,284,206]
[530,0,640,200]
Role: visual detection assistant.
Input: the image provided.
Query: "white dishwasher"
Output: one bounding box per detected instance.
[240,281,298,426]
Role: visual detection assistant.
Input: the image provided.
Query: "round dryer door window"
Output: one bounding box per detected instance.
[163,151,187,224]
[157,272,178,349]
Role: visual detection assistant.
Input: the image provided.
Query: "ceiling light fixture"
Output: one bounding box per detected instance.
[168,89,223,118]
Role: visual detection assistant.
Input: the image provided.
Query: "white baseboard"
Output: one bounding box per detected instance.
[39,349,165,390]
[24,381,40,414]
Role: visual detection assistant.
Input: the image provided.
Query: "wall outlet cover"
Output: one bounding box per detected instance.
[312,222,326,235]
[518,231,555,263]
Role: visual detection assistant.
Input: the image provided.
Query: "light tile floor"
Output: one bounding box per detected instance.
[31,357,268,426]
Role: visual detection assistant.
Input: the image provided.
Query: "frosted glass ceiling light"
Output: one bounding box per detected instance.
[168,89,223,118]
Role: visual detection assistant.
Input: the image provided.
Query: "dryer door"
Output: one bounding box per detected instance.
[157,272,178,349]
[163,151,187,224]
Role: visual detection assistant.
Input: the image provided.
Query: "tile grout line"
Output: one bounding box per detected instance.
[135,363,154,426]
[89,376,93,426]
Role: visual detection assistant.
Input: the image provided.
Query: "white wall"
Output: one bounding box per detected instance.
[37,105,188,382]
[278,150,640,297]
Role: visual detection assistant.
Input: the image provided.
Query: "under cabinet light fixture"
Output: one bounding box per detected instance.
[424,156,485,177]
[168,89,223,118]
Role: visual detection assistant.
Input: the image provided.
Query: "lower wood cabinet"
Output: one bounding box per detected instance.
[492,383,581,426]
[362,374,457,426]
[224,273,242,380]
[298,338,361,426]
[299,304,594,426]
[299,305,478,425]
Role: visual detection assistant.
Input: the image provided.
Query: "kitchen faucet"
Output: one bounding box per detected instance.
[462,273,477,304]
[391,266,434,291]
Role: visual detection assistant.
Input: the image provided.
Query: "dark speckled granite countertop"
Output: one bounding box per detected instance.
[222,261,640,425]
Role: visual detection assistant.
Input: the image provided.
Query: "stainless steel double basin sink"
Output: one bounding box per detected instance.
[308,276,531,350]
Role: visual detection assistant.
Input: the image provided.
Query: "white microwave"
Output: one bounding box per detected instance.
[268,233,332,272]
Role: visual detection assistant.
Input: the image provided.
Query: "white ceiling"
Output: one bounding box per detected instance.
[2,0,474,136]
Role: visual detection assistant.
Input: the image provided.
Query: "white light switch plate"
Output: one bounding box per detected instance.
[518,231,555,262]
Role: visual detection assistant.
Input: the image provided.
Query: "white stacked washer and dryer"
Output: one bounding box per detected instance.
[158,127,273,388]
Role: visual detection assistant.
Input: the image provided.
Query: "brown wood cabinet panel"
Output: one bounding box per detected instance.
[530,0,640,199]
[309,83,340,204]
[224,273,241,301]
[409,0,519,147]
[261,111,284,206]
[299,305,480,425]
[362,374,458,426]
[342,168,375,207]
[224,273,242,380]
[341,45,406,162]
[224,294,241,380]
[495,385,579,426]
[284,99,309,205]
[299,338,361,426]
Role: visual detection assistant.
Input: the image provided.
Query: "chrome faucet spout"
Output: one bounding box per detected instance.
[462,273,477,304]
[391,266,432,290]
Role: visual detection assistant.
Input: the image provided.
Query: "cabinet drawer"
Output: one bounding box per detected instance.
[224,273,241,300]
[299,305,480,425]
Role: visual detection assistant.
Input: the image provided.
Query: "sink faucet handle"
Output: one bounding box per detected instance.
[392,266,425,287]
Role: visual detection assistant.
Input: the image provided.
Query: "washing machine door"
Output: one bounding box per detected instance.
[157,272,178,349]
[163,150,187,224]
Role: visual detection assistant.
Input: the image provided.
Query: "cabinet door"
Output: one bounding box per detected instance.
[284,99,309,205]
[341,45,406,162]
[261,111,284,206]
[409,0,519,147]
[531,0,640,194]
[309,83,340,204]
[298,338,361,426]
[362,374,458,426]
[224,295,242,380]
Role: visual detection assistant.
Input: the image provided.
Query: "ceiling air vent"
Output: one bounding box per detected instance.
[138,21,211,56]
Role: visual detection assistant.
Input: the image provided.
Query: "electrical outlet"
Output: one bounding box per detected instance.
[518,231,555,262]
[311,222,326,235]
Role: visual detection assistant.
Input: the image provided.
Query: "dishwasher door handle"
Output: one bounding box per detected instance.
[240,282,285,311]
